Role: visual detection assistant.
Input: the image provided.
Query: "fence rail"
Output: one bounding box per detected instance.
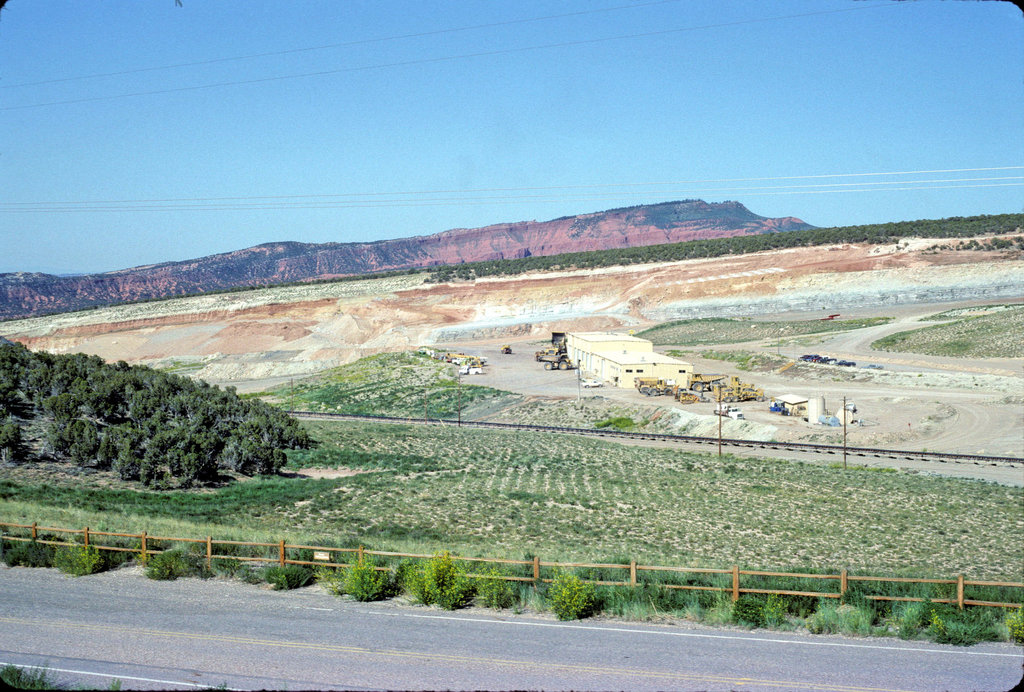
[2,521,1021,610]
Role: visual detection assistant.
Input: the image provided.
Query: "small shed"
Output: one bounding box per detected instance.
[772,394,809,417]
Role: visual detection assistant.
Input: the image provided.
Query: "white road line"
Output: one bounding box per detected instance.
[0,661,244,690]
[388,613,1023,658]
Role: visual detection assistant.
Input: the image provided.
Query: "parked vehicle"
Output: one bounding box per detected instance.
[864,363,884,369]
[836,360,856,367]
[580,378,602,388]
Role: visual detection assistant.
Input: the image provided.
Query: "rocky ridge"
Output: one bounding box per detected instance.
[0,200,811,319]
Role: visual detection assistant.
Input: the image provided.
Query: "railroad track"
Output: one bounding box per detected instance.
[289,411,1024,467]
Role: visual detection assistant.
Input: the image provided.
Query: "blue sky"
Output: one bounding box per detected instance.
[1,0,1021,275]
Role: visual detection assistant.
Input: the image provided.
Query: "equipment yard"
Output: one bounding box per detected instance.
[424,301,1023,472]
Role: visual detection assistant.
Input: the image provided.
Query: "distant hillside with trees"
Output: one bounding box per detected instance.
[0,341,312,488]
[425,213,1024,282]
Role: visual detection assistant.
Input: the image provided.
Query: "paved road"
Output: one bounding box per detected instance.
[1,566,1021,691]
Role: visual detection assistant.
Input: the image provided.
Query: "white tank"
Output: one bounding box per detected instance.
[806,396,826,424]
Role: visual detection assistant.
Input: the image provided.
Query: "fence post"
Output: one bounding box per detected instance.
[732,565,740,601]
[279,540,286,567]
[533,556,540,585]
[31,522,37,540]
[83,526,89,547]
[206,536,213,569]
[630,560,637,587]
[140,532,147,562]
[957,574,964,610]
[840,569,848,603]
[358,545,364,563]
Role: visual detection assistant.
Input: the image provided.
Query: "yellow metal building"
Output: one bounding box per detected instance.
[565,332,692,389]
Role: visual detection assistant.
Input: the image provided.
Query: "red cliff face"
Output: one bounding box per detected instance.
[0,200,812,319]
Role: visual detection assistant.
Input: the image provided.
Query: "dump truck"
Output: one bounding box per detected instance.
[685,373,726,392]
[710,376,765,403]
[537,332,574,370]
[634,377,675,396]
[500,345,512,354]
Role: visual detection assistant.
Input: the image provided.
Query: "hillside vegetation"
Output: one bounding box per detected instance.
[2,417,1020,581]
[639,317,892,346]
[427,213,1023,282]
[872,305,1024,358]
[0,342,311,487]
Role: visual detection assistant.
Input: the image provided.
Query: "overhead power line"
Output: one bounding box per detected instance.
[2,3,896,111]
[2,167,1021,214]
[2,0,683,89]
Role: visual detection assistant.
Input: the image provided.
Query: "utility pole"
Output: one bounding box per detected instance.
[842,395,848,469]
[457,368,462,427]
[717,386,723,458]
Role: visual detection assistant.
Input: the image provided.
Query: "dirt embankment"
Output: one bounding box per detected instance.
[1,239,1020,389]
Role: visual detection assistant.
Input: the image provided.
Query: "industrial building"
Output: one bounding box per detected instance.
[565,332,692,389]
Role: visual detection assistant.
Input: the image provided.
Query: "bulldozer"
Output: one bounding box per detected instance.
[710,376,766,403]
[634,377,675,396]
[673,388,705,404]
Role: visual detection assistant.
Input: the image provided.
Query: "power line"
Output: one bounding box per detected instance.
[2,167,1020,209]
[3,181,1021,214]
[1,3,897,111]
[1,0,683,89]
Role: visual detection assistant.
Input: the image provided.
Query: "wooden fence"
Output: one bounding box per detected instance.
[2,521,1021,610]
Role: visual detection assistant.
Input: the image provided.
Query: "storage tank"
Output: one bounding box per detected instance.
[806,396,826,424]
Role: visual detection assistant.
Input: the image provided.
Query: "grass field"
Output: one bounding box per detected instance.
[275,351,515,418]
[872,306,1024,358]
[639,317,892,346]
[3,418,1021,582]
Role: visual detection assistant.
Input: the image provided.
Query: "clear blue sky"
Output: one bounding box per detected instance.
[1,0,1021,275]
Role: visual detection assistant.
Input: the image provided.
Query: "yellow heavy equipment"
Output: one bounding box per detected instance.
[501,345,512,354]
[634,377,675,396]
[674,388,705,404]
[710,376,766,403]
[685,373,726,392]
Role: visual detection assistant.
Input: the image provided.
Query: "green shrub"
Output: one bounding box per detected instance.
[412,552,474,610]
[807,602,872,636]
[2,540,55,568]
[54,544,104,576]
[764,593,787,627]
[345,558,391,602]
[594,417,636,431]
[732,595,767,627]
[547,571,596,621]
[925,604,1003,646]
[315,566,347,595]
[1006,607,1024,645]
[893,600,927,639]
[476,567,515,610]
[1,664,57,690]
[145,549,189,580]
[265,564,313,590]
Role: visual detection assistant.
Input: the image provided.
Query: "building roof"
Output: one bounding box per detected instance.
[569,332,649,344]
[774,394,809,405]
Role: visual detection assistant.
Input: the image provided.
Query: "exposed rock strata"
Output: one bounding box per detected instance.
[3,237,1020,388]
[0,200,810,319]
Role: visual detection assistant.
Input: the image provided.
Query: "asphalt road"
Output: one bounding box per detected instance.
[1,566,1021,691]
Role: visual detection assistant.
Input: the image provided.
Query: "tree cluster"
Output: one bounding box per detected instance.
[0,342,312,487]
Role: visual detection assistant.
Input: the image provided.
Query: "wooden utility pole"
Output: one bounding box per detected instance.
[842,395,848,469]
[717,386,723,458]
